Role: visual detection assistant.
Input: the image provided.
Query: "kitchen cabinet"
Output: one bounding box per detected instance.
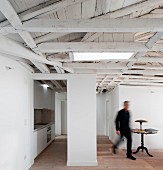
[33,123,55,159]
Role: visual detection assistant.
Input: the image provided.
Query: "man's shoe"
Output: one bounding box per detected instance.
[127,155,136,160]
[112,145,116,154]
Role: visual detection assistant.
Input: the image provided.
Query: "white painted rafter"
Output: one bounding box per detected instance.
[0,0,71,74]
[74,69,123,74]
[51,80,63,90]
[120,82,163,87]
[0,0,51,74]
[121,79,163,83]
[0,0,91,27]
[125,69,163,76]
[81,32,103,42]
[19,0,90,22]
[64,61,163,70]
[36,42,163,53]
[146,32,163,49]
[33,61,50,73]
[2,18,163,33]
[63,62,128,69]
[127,52,145,68]
[121,75,163,80]
[98,75,109,93]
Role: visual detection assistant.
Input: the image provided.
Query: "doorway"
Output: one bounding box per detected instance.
[33,79,67,160]
[61,101,67,135]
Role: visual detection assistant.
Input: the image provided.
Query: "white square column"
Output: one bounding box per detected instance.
[67,74,97,166]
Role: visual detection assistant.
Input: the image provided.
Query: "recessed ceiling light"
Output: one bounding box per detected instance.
[42,84,49,88]
[73,52,134,61]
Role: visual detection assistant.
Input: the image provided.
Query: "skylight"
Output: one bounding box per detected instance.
[73,52,134,61]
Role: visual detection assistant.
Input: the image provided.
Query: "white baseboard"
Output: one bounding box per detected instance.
[24,160,34,170]
[67,160,98,166]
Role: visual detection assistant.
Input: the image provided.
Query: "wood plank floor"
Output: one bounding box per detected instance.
[30,136,163,170]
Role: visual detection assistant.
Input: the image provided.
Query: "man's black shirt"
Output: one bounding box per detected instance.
[115,109,130,132]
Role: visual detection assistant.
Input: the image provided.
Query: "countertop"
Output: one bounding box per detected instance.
[34,122,54,132]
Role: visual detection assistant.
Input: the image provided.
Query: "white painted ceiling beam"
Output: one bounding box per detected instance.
[0,0,54,74]
[99,75,109,87]
[63,62,163,70]
[81,32,103,42]
[54,65,63,73]
[120,82,163,87]
[32,73,95,80]
[0,35,62,66]
[63,62,128,69]
[53,65,69,85]
[0,0,36,48]
[127,52,145,68]
[0,0,67,73]
[51,80,63,90]
[125,69,163,76]
[36,42,163,53]
[33,61,50,73]
[74,69,163,75]
[0,0,69,74]
[19,0,90,22]
[146,32,163,49]
[7,18,163,33]
[0,0,90,27]
[122,79,163,83]
[120,75,163,81]
[74,69,122,74]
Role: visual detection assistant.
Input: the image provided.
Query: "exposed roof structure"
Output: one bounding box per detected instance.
[1,0,163,92]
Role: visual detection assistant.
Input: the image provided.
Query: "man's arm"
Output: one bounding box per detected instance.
[115,111,121,135]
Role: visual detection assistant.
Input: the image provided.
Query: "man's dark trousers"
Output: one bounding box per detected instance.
[114,130,132,156]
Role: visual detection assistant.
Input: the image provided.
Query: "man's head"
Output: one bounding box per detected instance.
[124,101,129,111]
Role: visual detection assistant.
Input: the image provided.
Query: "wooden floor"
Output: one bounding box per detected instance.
[30,136,163,170]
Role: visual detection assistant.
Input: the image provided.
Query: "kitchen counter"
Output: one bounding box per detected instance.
[34,122,54,132]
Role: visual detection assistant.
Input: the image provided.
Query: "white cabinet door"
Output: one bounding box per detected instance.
[33,131,37,159]
[36,127,47,155]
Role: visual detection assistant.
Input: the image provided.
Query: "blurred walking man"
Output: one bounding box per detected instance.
[112,101,136,160]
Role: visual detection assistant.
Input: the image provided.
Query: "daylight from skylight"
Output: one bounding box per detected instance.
[73,52,134,61]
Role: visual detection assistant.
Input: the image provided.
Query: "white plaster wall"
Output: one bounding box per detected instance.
[67,74,97,166]
[119,85,163,149]
[105,86,119,143]
[0,55,33,170]
[96,94,106,135]
[34,81,52,109]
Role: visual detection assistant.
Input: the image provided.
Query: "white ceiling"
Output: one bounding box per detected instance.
[1,0,163,92]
